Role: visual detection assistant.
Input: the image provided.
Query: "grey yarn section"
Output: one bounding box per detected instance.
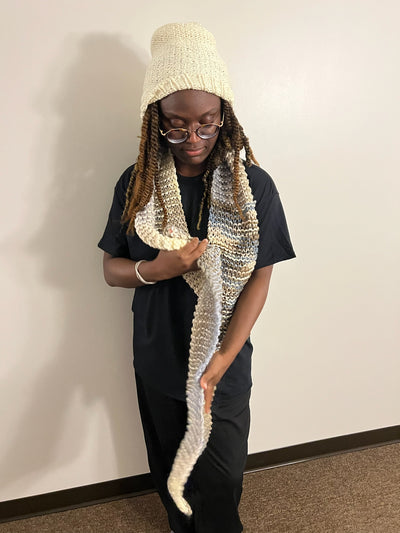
[134,151,258,516]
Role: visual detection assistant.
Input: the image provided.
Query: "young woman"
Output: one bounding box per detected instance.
[99,22,295,533]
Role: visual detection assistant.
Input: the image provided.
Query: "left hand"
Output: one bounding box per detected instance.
[199,351,231,414]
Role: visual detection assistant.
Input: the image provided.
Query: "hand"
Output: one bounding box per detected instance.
[153,237,208,280]
[199,351,231,414]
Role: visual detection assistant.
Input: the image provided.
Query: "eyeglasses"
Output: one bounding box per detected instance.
[159,114,224,144]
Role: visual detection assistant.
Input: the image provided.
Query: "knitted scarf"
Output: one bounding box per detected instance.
[134,150,259,516]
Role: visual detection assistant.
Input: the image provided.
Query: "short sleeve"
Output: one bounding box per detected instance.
[246,165,296,269]
[98,165,134,258]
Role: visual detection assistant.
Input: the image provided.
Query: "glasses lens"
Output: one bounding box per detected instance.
[166,129,187,143]
[197,124,219,139]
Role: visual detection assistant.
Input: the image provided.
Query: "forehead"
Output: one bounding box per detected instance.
[159,90,221,117]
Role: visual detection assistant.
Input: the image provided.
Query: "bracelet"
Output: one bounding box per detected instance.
[134,260,157,285]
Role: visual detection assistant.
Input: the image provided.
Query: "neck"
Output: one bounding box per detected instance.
[173,157,206,177]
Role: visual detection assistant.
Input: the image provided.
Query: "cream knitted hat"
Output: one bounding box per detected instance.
[140,22,234,118]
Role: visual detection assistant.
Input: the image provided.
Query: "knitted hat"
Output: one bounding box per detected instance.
[140,22,234,118]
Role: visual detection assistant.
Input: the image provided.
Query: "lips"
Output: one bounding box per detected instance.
[183,147,205,157]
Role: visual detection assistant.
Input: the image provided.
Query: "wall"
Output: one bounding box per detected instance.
[0,0,399,502]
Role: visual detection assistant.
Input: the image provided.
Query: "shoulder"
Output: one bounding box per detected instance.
[244,163,278,202]
[115,164,135,195]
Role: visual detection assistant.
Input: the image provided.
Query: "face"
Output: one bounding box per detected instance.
[159,90,222,177]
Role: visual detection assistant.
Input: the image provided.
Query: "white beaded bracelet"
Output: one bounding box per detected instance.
[134,260,157,285]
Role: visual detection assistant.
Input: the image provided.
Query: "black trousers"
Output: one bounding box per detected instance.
[135,373,251,533]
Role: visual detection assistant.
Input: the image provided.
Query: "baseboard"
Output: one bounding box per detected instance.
[245,424,400,472]
[0,473,154,525]
[1,424,399,524]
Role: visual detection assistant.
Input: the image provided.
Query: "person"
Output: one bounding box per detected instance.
[98,22,295,533]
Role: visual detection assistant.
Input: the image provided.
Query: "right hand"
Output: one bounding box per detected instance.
[153,237,208,280]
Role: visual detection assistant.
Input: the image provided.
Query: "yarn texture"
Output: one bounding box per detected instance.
[134,150,259,515]
[140,22,234,119]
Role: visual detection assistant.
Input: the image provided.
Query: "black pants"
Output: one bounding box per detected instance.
[135,373,251,533]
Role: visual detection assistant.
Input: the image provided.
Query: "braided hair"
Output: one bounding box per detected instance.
[121,99,258,234]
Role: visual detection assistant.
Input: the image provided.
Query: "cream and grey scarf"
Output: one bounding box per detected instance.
[135,150,259,515]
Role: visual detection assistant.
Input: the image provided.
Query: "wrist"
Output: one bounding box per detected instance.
[135,260,158,284]
[216,347,238,365]
[136,257,169,283]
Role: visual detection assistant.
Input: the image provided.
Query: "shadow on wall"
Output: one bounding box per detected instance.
[1,34,148,497]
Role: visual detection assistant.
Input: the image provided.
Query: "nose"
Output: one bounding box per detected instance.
[186,129,200,144]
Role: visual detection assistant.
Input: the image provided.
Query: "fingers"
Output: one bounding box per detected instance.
[203,384,213,414]
[184,237,208,257]
[180,238,208,272]
[204,391,212,414]
[184,236,200,251]
[154,237,208,279]
[200,375,214,414]
[200,375,207,391]
[197,238,208,255]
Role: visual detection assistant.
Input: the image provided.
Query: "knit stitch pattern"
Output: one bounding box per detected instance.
[134,151,258,515]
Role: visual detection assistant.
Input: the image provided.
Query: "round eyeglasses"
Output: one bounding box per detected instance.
[159,114,224,144]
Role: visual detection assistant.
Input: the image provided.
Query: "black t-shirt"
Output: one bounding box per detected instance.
[98,164,295,401]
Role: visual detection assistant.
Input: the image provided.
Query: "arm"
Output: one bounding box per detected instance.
[200,264,273,413]
[102,237,209,288]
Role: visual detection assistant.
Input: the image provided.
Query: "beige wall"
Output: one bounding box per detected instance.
[1,0,399,501]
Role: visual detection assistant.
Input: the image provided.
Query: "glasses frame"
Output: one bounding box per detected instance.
[159,114,224,144]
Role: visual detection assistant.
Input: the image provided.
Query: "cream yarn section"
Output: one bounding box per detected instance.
[134,151,258,516]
